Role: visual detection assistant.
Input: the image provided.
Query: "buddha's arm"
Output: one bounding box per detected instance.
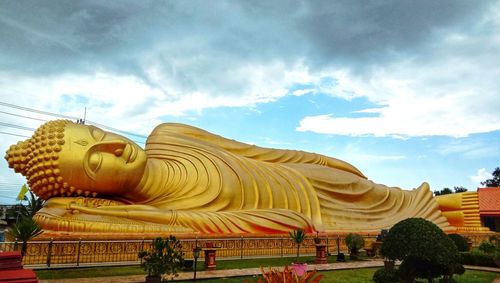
[148,123,366,178]
[68,203,316,234]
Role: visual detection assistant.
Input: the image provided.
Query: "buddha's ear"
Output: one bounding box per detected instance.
[83,152,98,181]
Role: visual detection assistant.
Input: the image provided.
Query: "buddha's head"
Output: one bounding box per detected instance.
[5,120,147,200]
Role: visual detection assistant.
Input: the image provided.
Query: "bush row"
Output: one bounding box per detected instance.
[459,251,499,267]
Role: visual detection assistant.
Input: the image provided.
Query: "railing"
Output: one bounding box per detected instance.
[0,235,363,269]
[0,232,493,269]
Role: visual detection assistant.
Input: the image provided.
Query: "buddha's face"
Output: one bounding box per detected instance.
[58,123,147,196]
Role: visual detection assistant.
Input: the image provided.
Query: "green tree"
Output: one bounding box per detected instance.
[448,233,469,252]
[434,188,452,196]
[289,229,306,263]
[345,233,364,259]
[9,216,43,257]
[138,236,184,281]
[381,218,464,283]
[20,190,45,218]
[434,187,468,196]
[481,167,500,187]
[453,186,468,193]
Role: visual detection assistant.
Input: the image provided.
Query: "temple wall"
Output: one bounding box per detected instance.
[0,232,496,268]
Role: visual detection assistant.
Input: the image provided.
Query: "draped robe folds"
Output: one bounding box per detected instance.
[36,123,453,234]
[121,123,452,233]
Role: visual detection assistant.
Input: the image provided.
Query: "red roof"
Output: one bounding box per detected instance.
[478,187,500,216]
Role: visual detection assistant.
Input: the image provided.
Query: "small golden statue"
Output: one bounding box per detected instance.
[6,120,453,235]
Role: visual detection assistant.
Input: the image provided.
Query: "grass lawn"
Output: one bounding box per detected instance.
[175,268,499,283]
[35,257,499,282]
[35,256,317,279]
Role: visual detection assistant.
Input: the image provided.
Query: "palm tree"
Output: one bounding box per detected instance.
[20,191,45,218]
[289,229,306,263]
[9,216,43,257]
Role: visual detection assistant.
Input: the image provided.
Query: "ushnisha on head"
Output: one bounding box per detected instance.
[5,120,69,199]
[5,120,147,200]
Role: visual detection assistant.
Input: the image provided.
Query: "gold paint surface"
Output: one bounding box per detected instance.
[436,192,487,231]
[6,120,462,235]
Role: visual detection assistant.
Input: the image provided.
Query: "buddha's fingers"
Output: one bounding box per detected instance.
[83,204,160,211]
[69,204,129,217]
[68,204,174,225]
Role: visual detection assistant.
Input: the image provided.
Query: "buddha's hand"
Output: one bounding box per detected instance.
[44,197,127,209]
[67,203,176,225]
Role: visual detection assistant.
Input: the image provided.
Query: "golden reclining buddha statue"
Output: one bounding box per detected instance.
[6,120,457,235]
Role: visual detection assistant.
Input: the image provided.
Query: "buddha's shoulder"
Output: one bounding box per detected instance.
[150,123,228,143]
[151,123,209,135]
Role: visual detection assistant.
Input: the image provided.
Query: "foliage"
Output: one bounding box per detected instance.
[372,267,399,283]
[448,234,469,252]
[434,187,468,196]
[138,236,184,280]
[289,229,306,263]
[477,241,496,254]
[481,167,500,187]
[33,265,500,282]
[20,190,45,218]
[453,186,468,193]
[434,188,453,196]
[380,218,463,283]
[375,229,388,242]
[489,235,499,247]
[345,233,364,258]
[243,265,324,283]
[459,250,498,267]
[9,216,43,257]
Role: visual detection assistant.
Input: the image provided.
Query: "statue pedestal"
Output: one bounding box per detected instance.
[314,244,327,264]
[203,249,217,270]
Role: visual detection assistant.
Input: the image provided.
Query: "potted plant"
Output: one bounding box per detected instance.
[138,236,184,283]
[345,233,364,260]
[289,229,307,276]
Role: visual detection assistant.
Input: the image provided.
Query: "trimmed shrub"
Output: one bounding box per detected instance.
[460,250,497,267]
[478,241,496,254]
[373,267,399,283]
[448,234,469,252]
[381,218,463,283]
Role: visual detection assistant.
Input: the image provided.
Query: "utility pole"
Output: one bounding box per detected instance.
[76,107,87,124]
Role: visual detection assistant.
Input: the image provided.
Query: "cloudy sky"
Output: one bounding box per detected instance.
[0,1,499,203]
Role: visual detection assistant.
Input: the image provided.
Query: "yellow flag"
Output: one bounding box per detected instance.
[16,184,29,201]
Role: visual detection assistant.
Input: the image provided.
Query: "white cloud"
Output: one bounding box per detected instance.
[334,143,406,165]
[438,140,500,159]
[0,61,314,134]
[296,60,500,137]
[296,4,500,138]
[470,168,492,187]
[292,89,314,96]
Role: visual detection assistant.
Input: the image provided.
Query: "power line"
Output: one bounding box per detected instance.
[0,194,18,200]
[0,110,48,122]
[0,131,30,138]
[87,121,148,139]
[0,101,148,139]
[0,122,36,132]
[0,101,79,120]
[0,122,145,145]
